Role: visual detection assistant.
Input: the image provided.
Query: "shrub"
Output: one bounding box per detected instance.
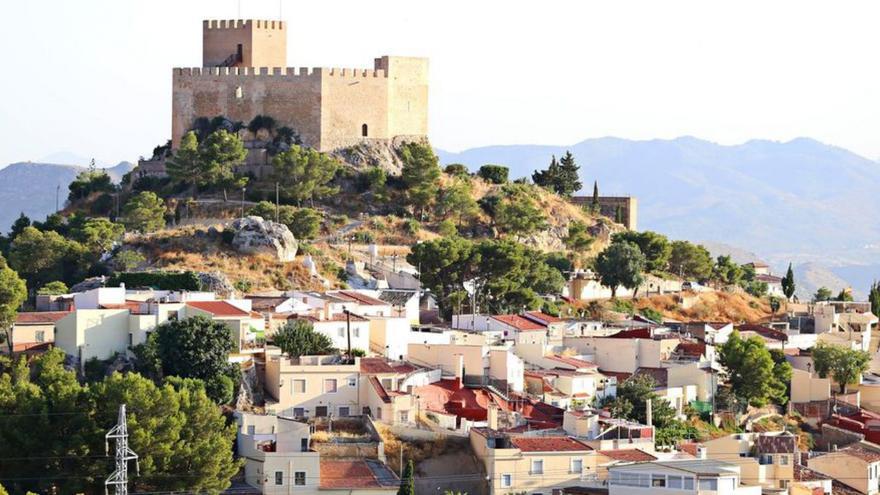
[354,231,375,244]
[437,219,458,237]
[289,208,322,240]
[404,219,421,236]
[444,163,469,177]
[477,164,509,184]
[356,167,387,193]
[108,271,202,291]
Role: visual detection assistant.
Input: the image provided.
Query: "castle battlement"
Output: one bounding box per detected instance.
[173,66,388,79]
[203,19,285,30]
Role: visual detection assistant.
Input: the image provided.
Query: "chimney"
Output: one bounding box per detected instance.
[488,402,499,430]
[696,446,707,459]
[646,398,653,427]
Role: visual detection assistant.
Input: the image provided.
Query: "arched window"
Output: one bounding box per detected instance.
[361,123,368,137]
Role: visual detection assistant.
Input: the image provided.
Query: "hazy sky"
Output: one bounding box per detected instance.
[2,0,879,167]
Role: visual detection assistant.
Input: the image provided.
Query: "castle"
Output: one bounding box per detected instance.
[171,19,429,152]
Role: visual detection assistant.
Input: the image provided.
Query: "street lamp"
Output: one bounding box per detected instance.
[240,187,247,218]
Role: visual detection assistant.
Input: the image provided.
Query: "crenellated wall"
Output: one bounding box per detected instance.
[202,19,286,68]
[172,57,428,152]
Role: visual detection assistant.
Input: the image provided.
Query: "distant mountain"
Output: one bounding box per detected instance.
[438,137,880,293]
[0,161,134,234]
[794,262,862,301]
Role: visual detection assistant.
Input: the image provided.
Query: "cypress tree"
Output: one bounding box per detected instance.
[869,281,880,317]
[532,155,560,190]
[781,263,796,299]
[590,181,600,214]
[397,460,415,495]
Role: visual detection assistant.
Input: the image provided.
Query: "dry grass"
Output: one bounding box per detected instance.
[376,422,454,474]
[634,291,772,323]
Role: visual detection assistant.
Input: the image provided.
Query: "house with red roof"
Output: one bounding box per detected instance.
[808,441,880,495]
[451,313,550,343]
[8,311,69,353]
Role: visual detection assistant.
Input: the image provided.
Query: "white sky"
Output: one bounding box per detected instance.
[1,0,879,166]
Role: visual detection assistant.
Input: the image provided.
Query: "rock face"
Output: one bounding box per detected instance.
[230,216,298,262]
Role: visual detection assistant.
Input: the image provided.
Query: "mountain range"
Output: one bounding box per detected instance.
[0,161,133,234]
[437,137,880,296]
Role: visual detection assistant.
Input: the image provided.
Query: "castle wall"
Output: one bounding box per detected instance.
[172,67,322,150]
[376,56,429,139]
[319,68,391,151]
[202,20,286,68]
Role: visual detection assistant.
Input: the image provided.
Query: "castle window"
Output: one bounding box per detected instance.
[235,86,243,99]
[362,123,368,137]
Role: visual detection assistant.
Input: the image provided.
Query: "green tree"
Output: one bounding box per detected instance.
[668,240,713,281]
[713,255,743,286]
[812,344,870,394]
[493,184,547,238]
[718,331,790,406]
[436,179,478,226]
[744,280,769,298]
[198,129,247,191]
[68,165,115,202]
[0,256,27,353]
[612,231,671,273]
[272,145,340,205]
[289,208,322,240]
[443,163,469,177]
[400,142,441,218]
[594,242,645,298]
[9,227,87,289]
[564,221,594,252]
[555,151,582,197]
[398,459,415,495]
[37,281,69,295]
[814,287,833,302]
[836,288,854,302]
[437,219,458,237]
[870,281,880,318]
[590,180,600,213]
[165,131,204,194]
[272,319,335,357]
[782,263,796,299]
[113,249,146,272]
[151,316,237,403]
[477,164,509,184]
[532,155,560,192]
[122,192,167,232]
[72,217,124,253]
[614,374,678,428]
[407,236,476,318]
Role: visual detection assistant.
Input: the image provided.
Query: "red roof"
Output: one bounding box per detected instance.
[369,376,391,404]
[838,444,880,463]
[319,460,396,489]
[607,327,653,339]
[186,301,249,317]
[679,442,702,457]
[510,436,592,452]
[336,290,388,307]
[738,324,788,342]
[290,313,369,323]
[492,314,545,331]
[598,449,657,462]
[15,311,70,324]
[524,311,563,324]
[99,301,142,312]
[547,355,597,369]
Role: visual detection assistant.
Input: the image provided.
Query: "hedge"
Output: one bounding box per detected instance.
[107,271,202,291]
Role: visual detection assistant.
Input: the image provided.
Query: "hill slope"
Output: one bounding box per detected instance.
[0,161,133,233]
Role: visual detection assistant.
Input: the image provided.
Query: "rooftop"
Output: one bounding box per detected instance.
[15,311,70,324]
[360,357,418,375]
[598,449,658,462]
[187,300,249,317]
[335,290,388,307]
[492,314,545,331]
[510,436,593,452]
[613,459,739,476]
[546,355,598,369]
[319,459,398,489]
[755,433,797,454]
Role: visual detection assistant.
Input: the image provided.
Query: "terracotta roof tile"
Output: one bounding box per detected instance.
[319,459,397,489]
[547,355,598,369]
[360,357,417,375]
[511,436,592,452]
[598,449,657,462]
[336,290,388,307]
[756,433,797,454]
[838,444,880,463]
[186,301,249,317]
[492,314,545,331]
[15,311,70,324]
[524,311,564,324]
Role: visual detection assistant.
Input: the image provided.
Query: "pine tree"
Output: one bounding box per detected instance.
[590,181,600,213]
[615,205,623,224]
[532,155,560,189]
[555,151,582,196]
[397,460,415,495]
[781,263,796,300]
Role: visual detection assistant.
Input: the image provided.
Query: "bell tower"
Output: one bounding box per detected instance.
[202,19,287,68]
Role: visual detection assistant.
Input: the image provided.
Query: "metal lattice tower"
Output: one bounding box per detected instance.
[105,404,139,495]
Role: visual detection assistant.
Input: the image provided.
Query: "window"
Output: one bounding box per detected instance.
[35,330,45,343]
[698,478,718,491]
[338,328,345,337]
[315,406,328,417]
[348,377,357,387]
[652,474,666,487]
[293,407,305,417]
[376,407,382,419]
[128,333,133,346]
[399,411,409,423]
[339,406,351,417]
[324,379,337,393]
[274,471,283,485]
[362,123,368,137]
[571,459,583,474]
[382,378,393,390]
[780,454,789,465]
[668,475,683,489]
[501,474,512,488]
[293,379,306,394]
[683,477,694,490]
[294,472,306,486]
[353,328,360,338]
[301,438,309,451]
[531,459,544,475]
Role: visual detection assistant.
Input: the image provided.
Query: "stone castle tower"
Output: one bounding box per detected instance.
[171,19,429,152]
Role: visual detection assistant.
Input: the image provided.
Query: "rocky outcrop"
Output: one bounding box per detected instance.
[197,271,235,297]
[229,216,298,262]
[332,136,429,175]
